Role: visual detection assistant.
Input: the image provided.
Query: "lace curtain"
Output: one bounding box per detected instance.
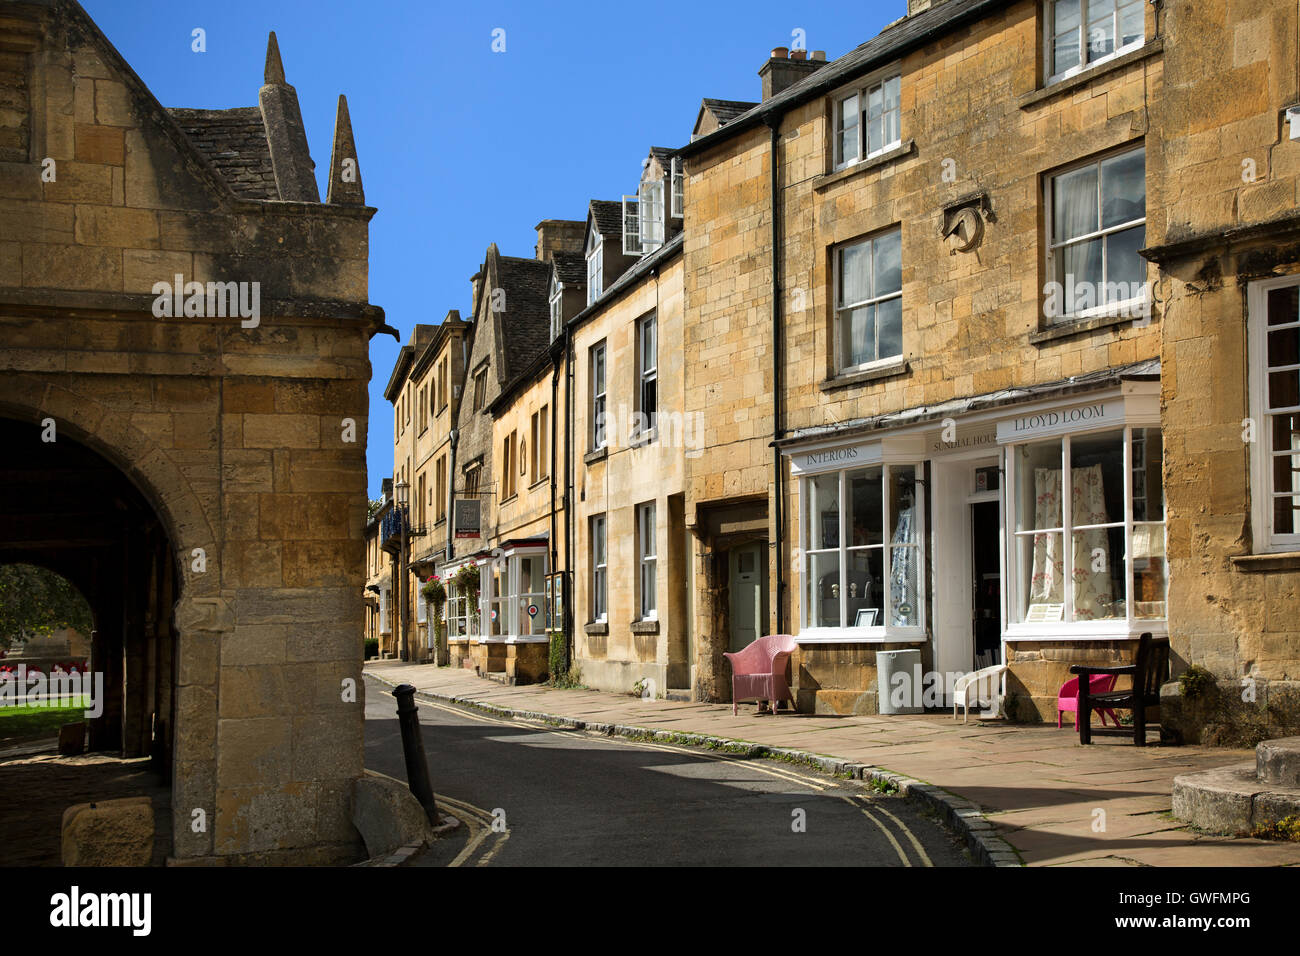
[889,501,916,626]
[1028,464,1112,619]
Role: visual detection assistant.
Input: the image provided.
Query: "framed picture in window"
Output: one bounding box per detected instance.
[855,608,879,627]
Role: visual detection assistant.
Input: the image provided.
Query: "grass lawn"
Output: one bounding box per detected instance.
[0,698,88,742]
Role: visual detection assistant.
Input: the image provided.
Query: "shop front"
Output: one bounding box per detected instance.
[783,368,1166,719]
[442,538,551,683]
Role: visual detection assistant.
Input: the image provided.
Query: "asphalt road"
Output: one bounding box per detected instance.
[363,675,972,867]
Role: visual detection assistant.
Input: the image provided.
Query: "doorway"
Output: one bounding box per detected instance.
[931,454,1004,705]
[728,542,767,653]
[971,500,1002,668]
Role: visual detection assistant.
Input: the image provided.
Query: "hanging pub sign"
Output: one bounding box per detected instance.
[453,498,481,539]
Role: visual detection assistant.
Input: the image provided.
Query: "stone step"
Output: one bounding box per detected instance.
[1257,736,1300,788]
[1172,763,1300,835]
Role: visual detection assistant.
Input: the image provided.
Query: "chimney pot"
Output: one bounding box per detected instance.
[789,49,807,60]
[811,50,827,61]
[770,46,789,59]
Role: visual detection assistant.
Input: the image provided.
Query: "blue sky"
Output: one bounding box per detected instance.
[82,0,905,498]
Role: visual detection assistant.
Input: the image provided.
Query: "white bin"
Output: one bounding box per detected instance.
[876,649,923,714]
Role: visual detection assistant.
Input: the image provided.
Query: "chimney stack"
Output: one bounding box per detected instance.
[534,219,587,262]
[759,45,828,102]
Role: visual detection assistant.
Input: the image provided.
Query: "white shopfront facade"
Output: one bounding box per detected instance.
[784,377,1167,703]
[442,539,550,649]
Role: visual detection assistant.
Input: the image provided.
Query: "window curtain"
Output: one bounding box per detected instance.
[1055,168,1101,291]
[1028,464,1113,618]
[889,501,916,626]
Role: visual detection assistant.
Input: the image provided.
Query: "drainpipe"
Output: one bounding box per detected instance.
[564,323,575,669]
[447,428,459,565]
[765,114,786,634]
[550,348,560,626]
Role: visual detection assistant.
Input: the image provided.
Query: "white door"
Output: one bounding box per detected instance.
[729,543,764,652]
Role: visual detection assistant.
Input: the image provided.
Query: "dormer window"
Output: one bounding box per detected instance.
[586,224,603,305]
[624,177,665,256]
[549,274,563,340]
[671,156,685,219]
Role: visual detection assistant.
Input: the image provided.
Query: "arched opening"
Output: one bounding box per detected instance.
[0,416,181,863]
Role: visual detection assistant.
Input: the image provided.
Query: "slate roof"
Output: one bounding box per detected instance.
[168,106,279,200]
[496,255,553,382]
[648,146,677,172]
[590,199,623,241]
[700,98,759,127]
[551,250,586,287]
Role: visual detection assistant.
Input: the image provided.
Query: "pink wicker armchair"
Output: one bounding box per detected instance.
[724,634,798,716]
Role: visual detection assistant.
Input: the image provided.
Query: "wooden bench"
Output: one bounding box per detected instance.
[1070,632,1170,746]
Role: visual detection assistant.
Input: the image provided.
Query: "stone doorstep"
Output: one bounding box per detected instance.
[364,669,1020,868]
[1171,763,1300,835]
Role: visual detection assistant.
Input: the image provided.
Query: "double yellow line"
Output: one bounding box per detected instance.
[408,689,932,867]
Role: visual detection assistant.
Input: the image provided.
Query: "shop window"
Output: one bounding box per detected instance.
[479,550,549,639]
[835,229,902,372]
[1047,0,1144,83]
[802,462,922,635]
[1248,276,1300,552]
[1010,426,1165,626]
[1046,145,1146,323]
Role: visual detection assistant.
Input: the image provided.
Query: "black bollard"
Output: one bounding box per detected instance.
[392,683,438,824]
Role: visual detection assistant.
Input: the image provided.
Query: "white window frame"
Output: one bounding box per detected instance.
[833,228,904,374]
[1248,274,1300,554]
[1046,0,1146,85]
[670,156,684,219]
[638,178,664,254]
[586,224,603,305]
[622,193,641,256]
[637,501,657,620]
[832,70,901,172]
[591,514,608,622]
[798,460,926,643]
[1004,424,1167,640]
[591,341,607,450]
[636,314,657,439]
[549,275,563,340]
[1044,143,1147,325]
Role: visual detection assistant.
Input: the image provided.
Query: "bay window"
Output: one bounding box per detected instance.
[1046,144,1146,323]
[478,547,549,640]
[1247,275,1300,552]
[1048,0,1144,82]
[835,228,902,372]
[801,462,923,636]
[1009,426,1166,628]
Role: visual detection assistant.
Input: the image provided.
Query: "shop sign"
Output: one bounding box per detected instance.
[996,400,1125,443]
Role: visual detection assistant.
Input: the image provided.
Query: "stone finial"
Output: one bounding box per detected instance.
[258,30,320,202]
[264,31,286,85]
[327,94,364,205]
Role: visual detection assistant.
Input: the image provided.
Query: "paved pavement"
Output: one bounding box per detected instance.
[363,674,970,867]
[366,661,1300,867]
